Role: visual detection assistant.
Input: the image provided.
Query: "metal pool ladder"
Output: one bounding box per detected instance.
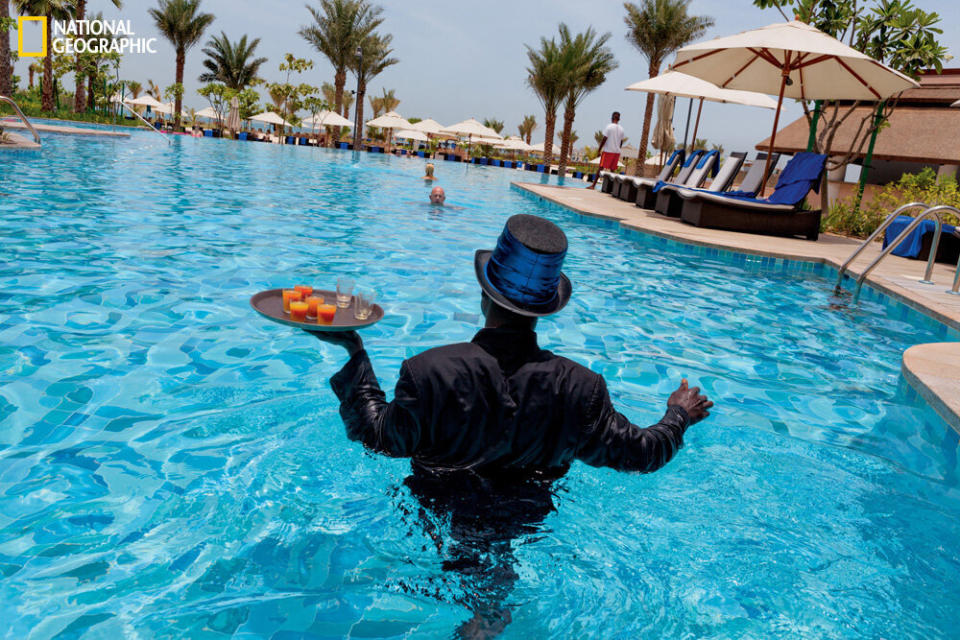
[0,95,42,145]
[117,101,172,145]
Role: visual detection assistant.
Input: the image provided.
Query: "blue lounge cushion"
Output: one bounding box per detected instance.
[713,152,827,207]
[883,216,959,258]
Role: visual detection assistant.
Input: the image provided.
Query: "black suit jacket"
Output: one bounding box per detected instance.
[330,327,690,475]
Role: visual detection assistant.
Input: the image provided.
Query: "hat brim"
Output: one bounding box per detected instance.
[474,250,571,317]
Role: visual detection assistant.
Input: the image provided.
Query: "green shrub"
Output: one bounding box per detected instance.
[822,168,960,238]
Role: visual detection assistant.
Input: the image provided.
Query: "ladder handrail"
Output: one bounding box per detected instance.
[0,95,41,145]
[833,201,928,294]
[117,101,172,145]
[852,205,953,302]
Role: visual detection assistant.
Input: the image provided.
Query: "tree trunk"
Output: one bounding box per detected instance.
[87,73,95,111]
[41,12,54,111]
[29,68,35,89]
[332,67,345,145]
[73,0,87,111]
[353,81,365,149]
[174,48,185,128]
[558,96,575,178]
[543,110,556,166]
[0,0,11,97]
[635,62,660,176]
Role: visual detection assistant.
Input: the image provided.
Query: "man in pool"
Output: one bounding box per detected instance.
[429,186,446,205]
[310,214,712,635]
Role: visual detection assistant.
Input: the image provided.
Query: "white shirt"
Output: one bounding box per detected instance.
[601,122,625,154]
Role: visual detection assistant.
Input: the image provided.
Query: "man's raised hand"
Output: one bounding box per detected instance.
[667,379,713,424]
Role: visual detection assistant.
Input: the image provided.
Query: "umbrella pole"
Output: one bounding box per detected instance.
[682,98,693,152]
[690,98,704,149]
[760,65,790,197]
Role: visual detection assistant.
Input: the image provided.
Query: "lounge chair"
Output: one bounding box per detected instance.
[677,152,828,240]
[608,149,685,201]
[632,150,706,209]
[654,151,746,217]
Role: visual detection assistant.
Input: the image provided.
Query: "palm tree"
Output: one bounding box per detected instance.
[300,0,384,141]
[149,0,215,128]
[625,0,713,175]
[556,24,617,177]
[483,118,504,134]
[0,0,12,97]
[379,87,398,112]
[341,90,353,119]
[146,79,162,98]
[126,80,142,99]
[73,0,123,112]
[14,0,71,111]
[350,31,398,148]
[368,93,383,118]
[525,35,564,165]
[28,61,42,89]
[199,32,266,90]
[321,81,336,105]
[518,114,536,145]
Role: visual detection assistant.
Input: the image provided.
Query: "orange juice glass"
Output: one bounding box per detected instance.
[282,289,303,313]
[305,295,324,317]
[289,301,309,322]
[317,304,337,324]
[294,285,314,298]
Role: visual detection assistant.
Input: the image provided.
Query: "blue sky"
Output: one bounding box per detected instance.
[11,0,960,155]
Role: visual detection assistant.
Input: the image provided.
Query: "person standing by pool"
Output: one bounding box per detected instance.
[423,163,438,181]
[311,213,711,635]
[588,111,625,190]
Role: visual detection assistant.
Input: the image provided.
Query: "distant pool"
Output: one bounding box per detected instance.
[1,131,958,639]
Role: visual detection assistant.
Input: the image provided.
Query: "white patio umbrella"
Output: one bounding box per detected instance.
[651,94,676,163]
[395,129,428,142]
[497,136,532,151]
[250,111,291,126]
[365,111,413,151]
[952,99,960,108]
[441,118,503,140]
[195,106,219,120]
[410,118,445,135]
[528,141,545,153]
[626,71,777,152]
[670,19,918,192]
[126,95,165,108]
[304,110,352,128]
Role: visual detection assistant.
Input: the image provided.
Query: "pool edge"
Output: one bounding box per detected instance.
[512,181,960,433]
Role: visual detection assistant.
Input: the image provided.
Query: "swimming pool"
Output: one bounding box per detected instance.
[1,131,958,639]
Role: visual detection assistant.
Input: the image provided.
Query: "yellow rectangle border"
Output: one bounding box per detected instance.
[18,16,47,58]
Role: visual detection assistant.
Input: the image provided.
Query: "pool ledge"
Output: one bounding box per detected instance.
[512,181,960,432]
[902,344,960,430]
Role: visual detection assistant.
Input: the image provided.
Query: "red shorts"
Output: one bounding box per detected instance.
[599,152,620,171]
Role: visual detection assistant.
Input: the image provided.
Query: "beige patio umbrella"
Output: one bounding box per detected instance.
[365,111,413,152]
[251,111,293,139]
[441,118,503,141]
[305,110,352,128]
[626,71,777,152]
[670,19,918,193]
[195,106,219,120]
[127,95,165,108]
[410,118,445,134]
[395,129,428,142]
[650,94,676,167]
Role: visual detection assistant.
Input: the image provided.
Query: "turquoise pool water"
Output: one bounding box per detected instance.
[1,131,959,639]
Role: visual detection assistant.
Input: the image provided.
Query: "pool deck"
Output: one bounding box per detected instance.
[513,182,960,431]
[0,131,41,150]
[0,118,130,138]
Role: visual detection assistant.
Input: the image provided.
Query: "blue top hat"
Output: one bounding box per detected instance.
[474,214,572,317]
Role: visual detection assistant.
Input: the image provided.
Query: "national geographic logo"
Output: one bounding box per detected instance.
[17,16,46,58]
[16,17,158,57]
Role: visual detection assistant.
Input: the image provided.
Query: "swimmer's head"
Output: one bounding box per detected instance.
[425,163,435,177]
[430,186,446,205]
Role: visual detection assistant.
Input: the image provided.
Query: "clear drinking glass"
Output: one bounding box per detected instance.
[354,288,376,320]
[336,276,355,309]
